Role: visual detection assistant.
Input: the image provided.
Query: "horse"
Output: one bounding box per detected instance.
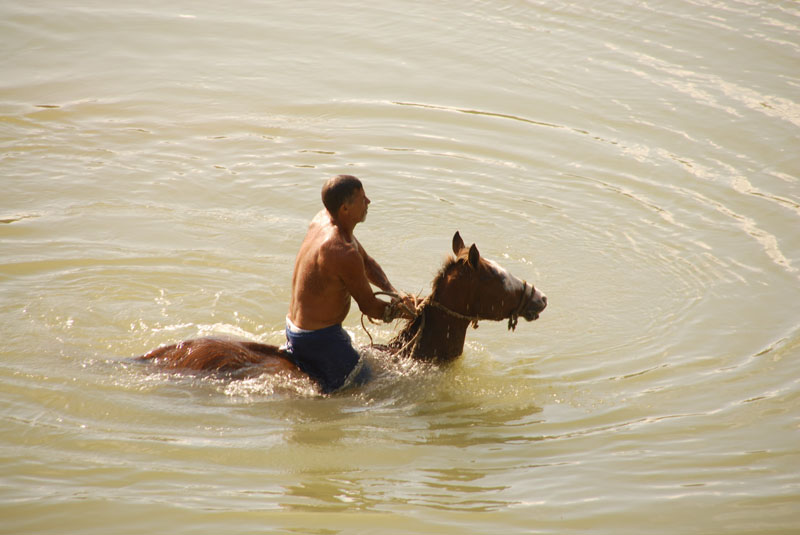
[136,231,547,386]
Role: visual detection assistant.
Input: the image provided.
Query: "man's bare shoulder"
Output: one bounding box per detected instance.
[303,210,363,277]
[310,209,329,226]
[319,229,360,264]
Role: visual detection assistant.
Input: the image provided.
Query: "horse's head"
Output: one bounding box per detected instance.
[434,232,547,330]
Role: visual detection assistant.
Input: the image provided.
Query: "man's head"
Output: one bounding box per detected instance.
[322,175,368,221]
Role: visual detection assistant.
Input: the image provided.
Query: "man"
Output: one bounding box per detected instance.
[285,175,414,393]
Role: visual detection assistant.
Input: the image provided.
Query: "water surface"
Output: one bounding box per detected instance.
[2,1,799,533]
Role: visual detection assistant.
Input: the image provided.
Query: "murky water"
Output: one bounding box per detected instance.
[2,1,799,533]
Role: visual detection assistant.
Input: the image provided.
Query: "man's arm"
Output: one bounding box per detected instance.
[353,237,395,293]
[336,245,391,320]
[354,238,417,319]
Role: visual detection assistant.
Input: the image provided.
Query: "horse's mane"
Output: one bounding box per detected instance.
[430,254,458,296]
[388,254,460,351]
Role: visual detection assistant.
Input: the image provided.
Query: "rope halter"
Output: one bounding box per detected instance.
[425,279,535,331]
[507,280,535,332]
[361,281,535,355]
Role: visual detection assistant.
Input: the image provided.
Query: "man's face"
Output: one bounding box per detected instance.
[345,187,370,222]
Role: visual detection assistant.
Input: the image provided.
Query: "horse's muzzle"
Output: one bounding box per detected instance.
[523,289,547,321]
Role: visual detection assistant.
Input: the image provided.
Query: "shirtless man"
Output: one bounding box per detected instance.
[285,175,414,393]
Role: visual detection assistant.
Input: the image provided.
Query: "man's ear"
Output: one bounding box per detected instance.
[468,243,480,269]
[452,231,465,255]
[338,199,352,219]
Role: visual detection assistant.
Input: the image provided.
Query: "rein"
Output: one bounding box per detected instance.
[428,298,481,329]
[360,291,421,349]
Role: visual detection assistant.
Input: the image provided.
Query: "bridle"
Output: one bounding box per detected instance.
[508,280,536,331]
[428,279,536,332]
[361,281,536,355]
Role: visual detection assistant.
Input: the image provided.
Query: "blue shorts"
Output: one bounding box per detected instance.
[284,318,370,393]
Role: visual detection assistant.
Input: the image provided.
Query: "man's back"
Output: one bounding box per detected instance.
[288,210,355,330]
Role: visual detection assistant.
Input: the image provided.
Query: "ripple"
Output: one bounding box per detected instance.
[2,0,799,532]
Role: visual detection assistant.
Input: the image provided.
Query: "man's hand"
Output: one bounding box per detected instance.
[399,293,420,319]
[382,292,419,322]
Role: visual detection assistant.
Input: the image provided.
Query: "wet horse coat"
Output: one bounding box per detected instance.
[136,232,547,386]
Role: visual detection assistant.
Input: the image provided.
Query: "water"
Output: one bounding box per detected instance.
[2,1,799,533]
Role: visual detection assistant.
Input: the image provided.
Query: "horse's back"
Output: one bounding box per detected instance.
[137,337,298,375]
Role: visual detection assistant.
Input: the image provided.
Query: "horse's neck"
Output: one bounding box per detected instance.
[418,308,470,362]
[407,304,471,362]
[393,265,473,362]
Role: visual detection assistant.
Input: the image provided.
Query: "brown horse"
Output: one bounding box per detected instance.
[136,232,547,384]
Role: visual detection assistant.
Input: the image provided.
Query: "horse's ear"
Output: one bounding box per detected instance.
[452,231,465,254]
[468,243,481,269]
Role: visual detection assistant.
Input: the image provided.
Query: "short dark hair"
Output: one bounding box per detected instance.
[321,175,363,215]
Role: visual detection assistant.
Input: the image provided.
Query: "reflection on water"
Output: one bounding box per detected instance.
[2,0,799,533]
